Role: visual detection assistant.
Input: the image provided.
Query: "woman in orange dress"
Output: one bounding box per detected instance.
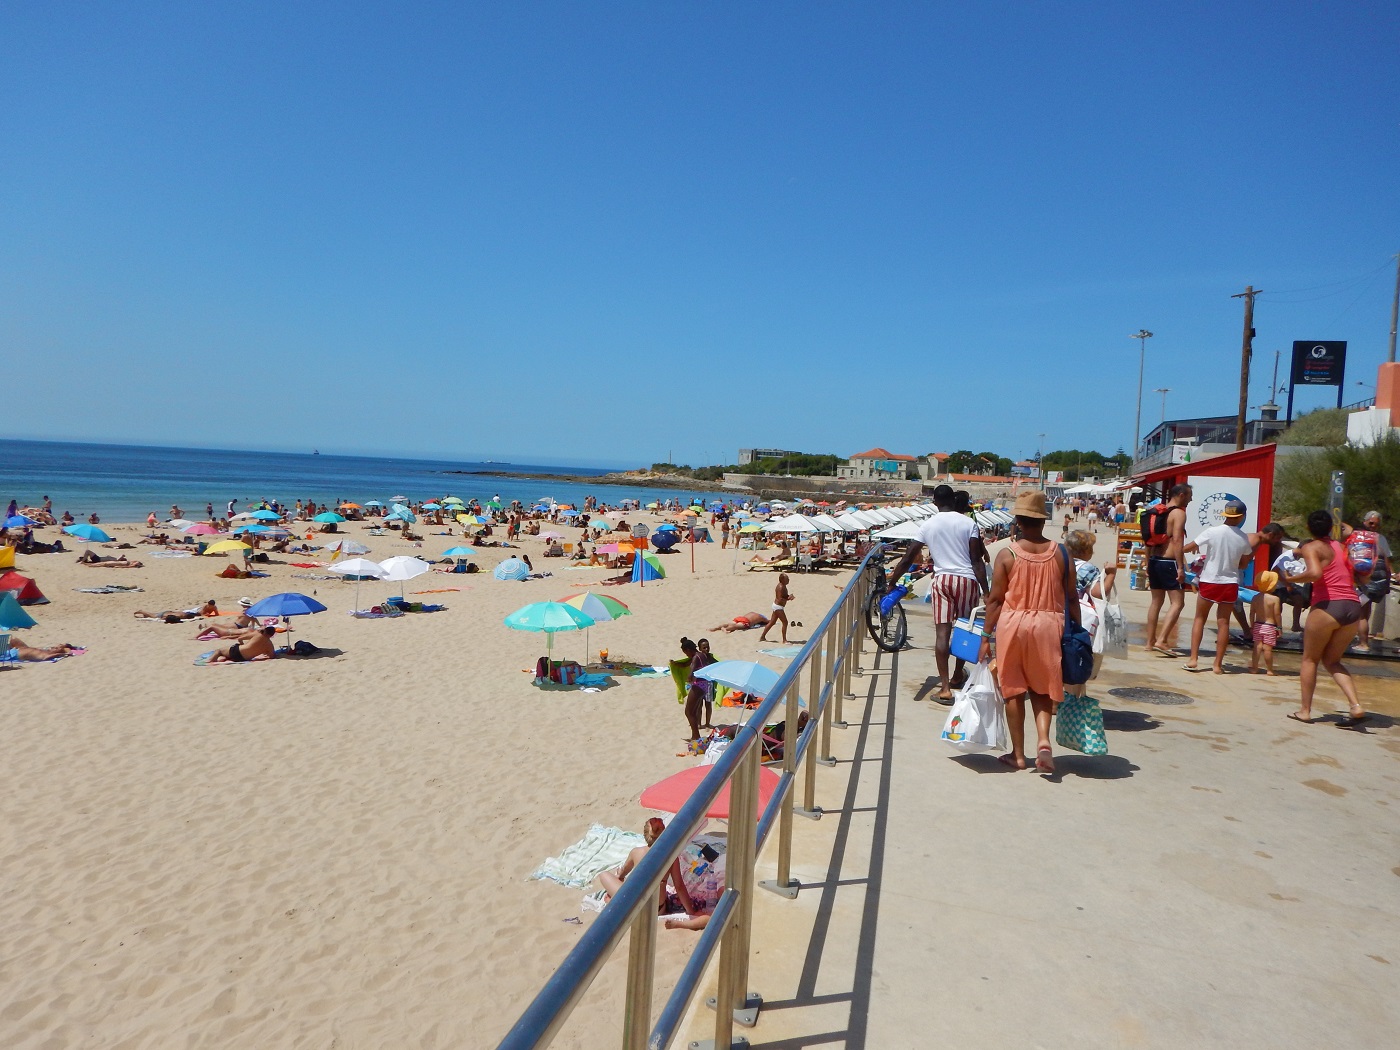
[979,490,1080,772]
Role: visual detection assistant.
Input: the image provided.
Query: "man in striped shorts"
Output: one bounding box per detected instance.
[885,485,989,703]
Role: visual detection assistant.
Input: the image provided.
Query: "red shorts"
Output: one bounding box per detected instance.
[1197,581,1238,605]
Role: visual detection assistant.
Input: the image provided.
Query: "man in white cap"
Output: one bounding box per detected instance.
[1181,499,1256,674]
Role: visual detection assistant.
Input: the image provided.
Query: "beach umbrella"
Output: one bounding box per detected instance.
[324,538,371,559]
[504,600,595,665]
[251,509,282,521]
[421,503,441,510]
[339,502,362,510]
[0,590,38,630]
[655,523,678,532]
[640,765,781,820]
[444,497,465,506]
[313,512,345,524]
[560,509,579,518]
[233,524,271,535]
[458,514,488,527]
[494,558,530,581]
[539,531,566,542]
[325,557,387,610]
[693,660,781,698]
[183,523,222,536]
[557,591,631,653]
[485,499,503,510]
[364,500,384,507]
[244,591,327,643]
[3,514,36,529]
[203,539,251,556]
[391,495,408,503]
[442,545,477,558]
[64,523,112,544]
[378,556,432,600]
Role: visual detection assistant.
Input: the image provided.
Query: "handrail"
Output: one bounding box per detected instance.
[495,544,887,1050]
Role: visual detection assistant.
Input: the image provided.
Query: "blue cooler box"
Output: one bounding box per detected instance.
[950,610,985,663]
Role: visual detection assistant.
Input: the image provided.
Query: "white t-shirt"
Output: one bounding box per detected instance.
[915,511,980,580]
[1194,523,1254,585]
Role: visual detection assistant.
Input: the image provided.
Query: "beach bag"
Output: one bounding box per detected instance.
[1056,694,1108,755]
[1346,529,1380,584]
[1091,582,1128,660]
[939,662,1007,753]
[1059,546,1095,686]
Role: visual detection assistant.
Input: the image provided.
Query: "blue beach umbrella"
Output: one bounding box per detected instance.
[313,512,345,524]
[655,523,678,532]
[234,524,272,534]
[493,558,530,581]
[64,523,112,543]
[250,509,282,521]
[4,514,37,529]
[693,660,781,698]
[388,509,417,524]
[245,592,328,618]
[442,546,477,557]
[364,500,384,507]
[421,503,441,510]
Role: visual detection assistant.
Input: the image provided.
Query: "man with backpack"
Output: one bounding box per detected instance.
[1142,483,1192,656]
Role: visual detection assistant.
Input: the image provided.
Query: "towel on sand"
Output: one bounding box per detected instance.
[73,585,145,594]
[529,824,647,888]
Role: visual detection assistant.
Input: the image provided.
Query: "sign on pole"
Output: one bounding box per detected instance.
[1286,340,1348,421]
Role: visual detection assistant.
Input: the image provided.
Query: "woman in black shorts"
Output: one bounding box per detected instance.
[1283,511,1367,726]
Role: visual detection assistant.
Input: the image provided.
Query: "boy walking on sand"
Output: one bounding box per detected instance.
[1249,570,1282,675]
[758,574,793,644]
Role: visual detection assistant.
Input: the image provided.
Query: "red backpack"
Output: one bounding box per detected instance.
[1140,505,1172,548]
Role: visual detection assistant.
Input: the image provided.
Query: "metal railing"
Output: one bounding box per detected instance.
[495,545,886,1050]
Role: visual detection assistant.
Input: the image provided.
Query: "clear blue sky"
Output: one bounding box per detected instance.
[3,2,1397,467]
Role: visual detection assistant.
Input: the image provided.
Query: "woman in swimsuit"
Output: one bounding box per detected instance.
[1283,510,1367,726]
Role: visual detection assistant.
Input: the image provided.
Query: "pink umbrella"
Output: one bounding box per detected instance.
[640,765,781,820]
[540,531,566,542]
[596,543,620,554]
[183,523,222,536]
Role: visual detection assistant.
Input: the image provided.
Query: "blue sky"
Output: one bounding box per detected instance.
[3,2,1397,467]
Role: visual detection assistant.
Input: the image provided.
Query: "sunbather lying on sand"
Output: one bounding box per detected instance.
[77,552,143,567]
[134,600,218,623]
[596,817,724,931]
[708,611,769,632]
[5,641,83,661]
[208,625,277,664]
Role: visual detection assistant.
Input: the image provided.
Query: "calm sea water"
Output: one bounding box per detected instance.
[1,440,729,523]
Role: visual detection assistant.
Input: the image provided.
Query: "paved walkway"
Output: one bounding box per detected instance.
[682,583,1400,1049]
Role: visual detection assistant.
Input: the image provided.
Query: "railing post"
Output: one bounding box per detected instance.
[622,908,656,1050]
[852,563,868,678]
[708,735,762,1044]
[831,599,848,730]
[760,682,801,899]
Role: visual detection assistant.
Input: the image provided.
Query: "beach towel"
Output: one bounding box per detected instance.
[529,824,647,888]
[288,562,324,568]
[757,645,805,659]
[291,573,340,581]
[73,585,145,594]
[151,550,194,559]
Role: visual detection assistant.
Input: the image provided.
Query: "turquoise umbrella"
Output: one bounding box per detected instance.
[504,601,595,662]
[64,523,112,543]
[313,512,345,524]
[442,546,477,557]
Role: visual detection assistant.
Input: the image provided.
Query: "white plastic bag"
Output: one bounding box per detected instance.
[940,661,1007,753]
[1092,583,1128,659]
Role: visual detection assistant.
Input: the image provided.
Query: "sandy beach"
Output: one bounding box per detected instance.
[1,518,829,1047]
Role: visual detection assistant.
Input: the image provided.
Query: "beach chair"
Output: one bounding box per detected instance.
[796,552,814,573]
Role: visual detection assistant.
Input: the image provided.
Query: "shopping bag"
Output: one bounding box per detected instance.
[1092,585,1128,660]
[1055,694,1108,755]
[940,662,1007,753]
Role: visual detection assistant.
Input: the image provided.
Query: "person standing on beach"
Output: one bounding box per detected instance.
[758,575,793,644]
[1143,483,1191,656]
[1181,499,1255,674]
[1340,510,1392,647]
[885,484,988,702]
[979,490,1078,773]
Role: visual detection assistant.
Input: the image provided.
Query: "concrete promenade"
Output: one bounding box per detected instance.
[682,579,1400,1049]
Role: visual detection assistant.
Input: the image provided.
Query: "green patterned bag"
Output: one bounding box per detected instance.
[1055,694,1108,755]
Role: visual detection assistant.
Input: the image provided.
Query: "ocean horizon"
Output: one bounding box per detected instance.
[1,438,730,523]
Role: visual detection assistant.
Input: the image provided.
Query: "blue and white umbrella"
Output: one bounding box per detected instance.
[693,660,781,698]
[64,523,112,544]
[493,558,530,581]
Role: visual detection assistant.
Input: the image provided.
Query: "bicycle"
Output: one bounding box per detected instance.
[864,562,909,652]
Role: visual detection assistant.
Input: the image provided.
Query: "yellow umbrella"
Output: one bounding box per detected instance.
[203,539,251,556]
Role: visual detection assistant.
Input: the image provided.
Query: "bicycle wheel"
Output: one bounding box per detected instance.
[865,590,908,652]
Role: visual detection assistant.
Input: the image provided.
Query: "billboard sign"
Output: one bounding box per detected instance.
[1291,341,1346,386]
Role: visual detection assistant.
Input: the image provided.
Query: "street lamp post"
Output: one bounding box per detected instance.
[1154,387,1171,423]
[1038,433,1046,480]
[1132,330,1153,465]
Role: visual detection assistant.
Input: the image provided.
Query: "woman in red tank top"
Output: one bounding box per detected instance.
[1282,511,1366,726]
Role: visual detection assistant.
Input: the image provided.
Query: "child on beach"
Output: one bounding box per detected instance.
[1249,570,1282,676]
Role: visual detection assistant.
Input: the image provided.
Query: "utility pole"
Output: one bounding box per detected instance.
[1154,387,1171,422]
[1231,287,1261,450]
[1389,252,1399,363]
[1131,329,1153,464]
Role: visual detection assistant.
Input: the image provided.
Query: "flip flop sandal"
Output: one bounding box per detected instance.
[1286,712,1315,724]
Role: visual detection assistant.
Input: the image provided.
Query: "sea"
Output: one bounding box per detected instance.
[1,439,731,523]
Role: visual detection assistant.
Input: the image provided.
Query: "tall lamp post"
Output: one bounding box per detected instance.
[1154,387,1171,423]
[1132,330,1153,465]
[1038,433,1046,481]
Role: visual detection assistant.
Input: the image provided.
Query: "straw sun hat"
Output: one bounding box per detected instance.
[1011,490,1050,520]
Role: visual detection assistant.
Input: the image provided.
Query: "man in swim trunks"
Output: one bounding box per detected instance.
[709,611,770,632]
[1181,499,1255,673]
[210,625,276,663]
[1144,483,1191,656]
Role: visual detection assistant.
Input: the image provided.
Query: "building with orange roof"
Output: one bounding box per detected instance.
[836,447,918,481]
